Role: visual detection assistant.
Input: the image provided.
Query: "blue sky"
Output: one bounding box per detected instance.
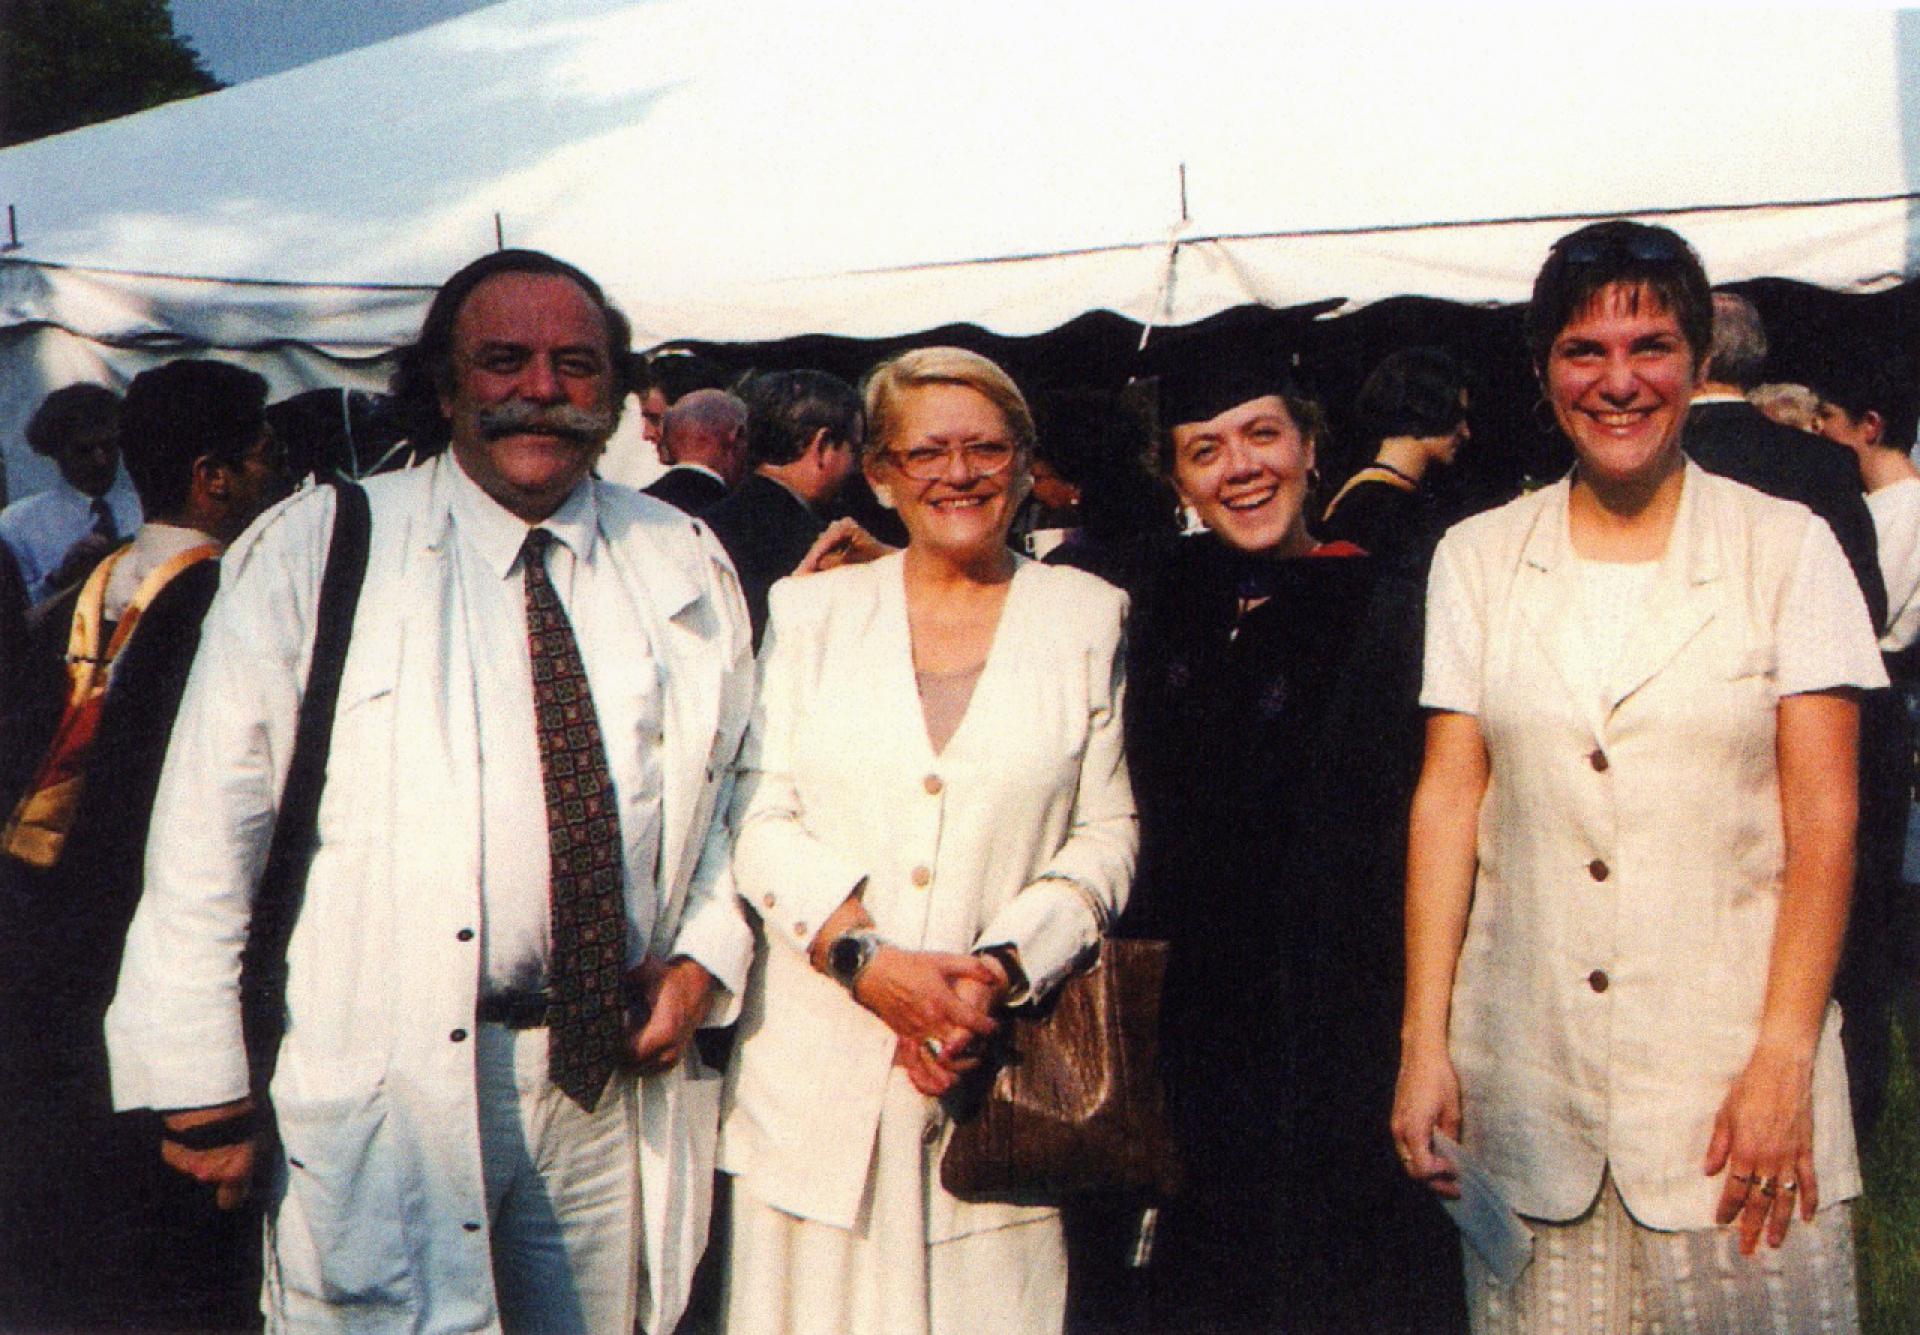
[171,0,500,84]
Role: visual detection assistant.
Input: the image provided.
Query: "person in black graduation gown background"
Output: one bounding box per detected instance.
[0,360,288,1332]
[1102,343,1464,1333]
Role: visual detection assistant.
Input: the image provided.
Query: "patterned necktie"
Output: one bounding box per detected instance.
[90,496,118,542]
[521,527,628,1111]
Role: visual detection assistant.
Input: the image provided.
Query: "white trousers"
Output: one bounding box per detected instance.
[1468,1169,1859,1335]
[477,1023,644,1335]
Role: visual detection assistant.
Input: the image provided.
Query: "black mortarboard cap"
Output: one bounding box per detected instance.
[1135,304,1318,429]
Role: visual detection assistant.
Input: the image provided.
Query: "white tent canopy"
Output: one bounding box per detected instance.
[3,0,1917,492]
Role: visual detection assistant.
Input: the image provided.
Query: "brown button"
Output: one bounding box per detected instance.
[924,774,944,795]
[794,921,808,937]
[1588,859,1610,882]
[1588,749,1609,772]
[762,893,776,910]
[464,1221,482,1233]
[450,1028,469,1042]
[456,928,475,942]
[1588,970,1610,994]
[911,866,932,888]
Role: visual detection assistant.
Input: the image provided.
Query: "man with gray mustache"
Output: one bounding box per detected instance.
[106,250,756,1334]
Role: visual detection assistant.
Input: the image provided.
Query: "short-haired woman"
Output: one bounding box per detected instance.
[720,347,1137,1334]
[1392,220,1879,1332]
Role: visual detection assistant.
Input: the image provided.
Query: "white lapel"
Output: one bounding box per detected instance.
[387,459,484,944]
[1605,464,1721,715]
[597,493,713,944]
[1513,481,1610,743]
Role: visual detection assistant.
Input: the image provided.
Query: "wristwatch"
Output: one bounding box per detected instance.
[826,928,884,991]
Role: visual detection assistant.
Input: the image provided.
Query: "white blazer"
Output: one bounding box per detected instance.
[1428,464,1880,1229]
[720,553,1137,1240]
[106,456,755,1334]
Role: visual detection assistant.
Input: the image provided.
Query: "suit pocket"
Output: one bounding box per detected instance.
[272,1065,409,1306]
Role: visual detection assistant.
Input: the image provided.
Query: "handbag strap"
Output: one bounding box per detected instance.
[240,479,371,1085]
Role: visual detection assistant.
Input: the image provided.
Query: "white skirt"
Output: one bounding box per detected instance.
[722,1069,1067,1335]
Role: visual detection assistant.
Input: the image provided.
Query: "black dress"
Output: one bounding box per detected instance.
[1116,532,1463,1334]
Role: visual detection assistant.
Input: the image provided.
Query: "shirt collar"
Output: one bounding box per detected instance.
[445,452,599,579]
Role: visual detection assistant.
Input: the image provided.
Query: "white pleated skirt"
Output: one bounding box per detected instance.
[722,1069,1067,1335]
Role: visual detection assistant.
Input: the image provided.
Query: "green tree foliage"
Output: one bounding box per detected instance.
[0,0,221,147]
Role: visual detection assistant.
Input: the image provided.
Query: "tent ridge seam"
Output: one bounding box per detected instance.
[837,190,1920,277]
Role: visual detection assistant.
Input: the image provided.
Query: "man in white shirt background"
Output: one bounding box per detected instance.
[0,384,143,606]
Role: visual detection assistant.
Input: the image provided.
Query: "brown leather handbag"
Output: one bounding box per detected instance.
[940,936,1184,1203]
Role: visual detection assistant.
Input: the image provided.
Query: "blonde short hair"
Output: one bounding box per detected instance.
[861,347,1036,463]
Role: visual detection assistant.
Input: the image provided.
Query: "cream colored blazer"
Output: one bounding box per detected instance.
[1430,464,1875,1229]
[720,553,1137,1239]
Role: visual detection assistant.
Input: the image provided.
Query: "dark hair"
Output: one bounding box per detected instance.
[120,359,270,515]
[1150,384,1328,478]
[1527,220,1712,374]
[743,369,864,467]
[1354,347,1471,446]
[390,249,632,454]
[647,351,734,405]
[1812,334,1919,448]
[24,383,120,458]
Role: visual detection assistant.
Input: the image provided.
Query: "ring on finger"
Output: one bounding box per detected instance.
[1756,1177,1778,1197]
[1780,1180,1799,1193]
[1731,1171,1756,1186]
[923,1037,945,1061]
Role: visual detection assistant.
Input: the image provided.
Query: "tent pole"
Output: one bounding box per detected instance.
[1137,162,1191,353]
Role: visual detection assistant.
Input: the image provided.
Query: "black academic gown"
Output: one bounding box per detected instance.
[0,560,262,1333]
[1117,533,1463,1334]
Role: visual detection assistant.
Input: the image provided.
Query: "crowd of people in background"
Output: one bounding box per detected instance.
[0,219,1915,1335]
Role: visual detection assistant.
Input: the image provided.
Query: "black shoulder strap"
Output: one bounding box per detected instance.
[241,479,371,1086]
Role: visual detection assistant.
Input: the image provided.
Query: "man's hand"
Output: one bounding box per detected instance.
[795,518,895,576]
[623,956,716,1076]
[160,1098,258,1211]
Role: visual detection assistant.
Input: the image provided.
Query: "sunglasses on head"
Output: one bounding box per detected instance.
[1553,227,1689,267]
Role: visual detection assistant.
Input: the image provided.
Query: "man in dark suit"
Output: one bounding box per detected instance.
[0,359,288,1332]
[704,370,863,645]
[1685,294,1904,1140]
[642,388,747,514]
[1683,291,1886,628]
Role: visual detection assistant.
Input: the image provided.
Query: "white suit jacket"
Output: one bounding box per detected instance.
[106,456,755,1334]
[1429,464,1876,1228]
[719,554,1137,1239]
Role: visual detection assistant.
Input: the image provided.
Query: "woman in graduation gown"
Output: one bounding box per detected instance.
[1119,353,1464,1332]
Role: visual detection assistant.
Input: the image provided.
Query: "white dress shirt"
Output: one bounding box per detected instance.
[0,469,142,604]
[443,459,665,996]
[101,521,220,622]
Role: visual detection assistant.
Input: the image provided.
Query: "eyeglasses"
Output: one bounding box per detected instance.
[883,440,1019,481]
[1553,226,1689,267]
